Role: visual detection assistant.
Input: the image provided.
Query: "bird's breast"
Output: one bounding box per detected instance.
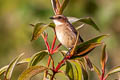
[55,25,76,48]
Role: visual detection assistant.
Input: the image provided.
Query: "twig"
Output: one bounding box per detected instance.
[100,64,105,80]
[41,33,50,52]
[51,35,57,53]
[52,43,62,53]
[55,56,70,72]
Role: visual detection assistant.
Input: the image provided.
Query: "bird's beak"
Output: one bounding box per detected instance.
[49,16,54,19]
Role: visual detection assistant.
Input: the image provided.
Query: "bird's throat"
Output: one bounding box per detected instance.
[53,20,64,25]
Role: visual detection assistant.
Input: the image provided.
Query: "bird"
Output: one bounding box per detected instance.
[50,15,83,52]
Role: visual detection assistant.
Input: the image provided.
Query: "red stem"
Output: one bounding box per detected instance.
[48,35,57,70]
[41,33,64,79]
[51,35,57,53]
[52,43,62,53]
[100,69,105,80]
[47,56,51,67]
[55,56,70,72]
[103,74,108,80]
[41,34,50,52]
[47,36,56,71]
[100,64,105,80]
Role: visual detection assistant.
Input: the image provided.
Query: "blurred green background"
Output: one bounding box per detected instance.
[0,0,120,80]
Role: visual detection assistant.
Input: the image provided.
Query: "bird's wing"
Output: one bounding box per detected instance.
[67,22,84,42]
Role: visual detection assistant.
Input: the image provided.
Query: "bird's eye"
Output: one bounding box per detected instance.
[58,16,62,19]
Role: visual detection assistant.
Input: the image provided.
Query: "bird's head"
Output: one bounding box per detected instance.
[50,15,68,25]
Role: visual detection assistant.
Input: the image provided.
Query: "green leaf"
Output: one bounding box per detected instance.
[18,58,31,64]
[73,17,100,32]
[18,66,48,80]
[0,65,8,76]
[71,35,108,59]
[78,58,87,70]
[65,61,74,80]
[4,53,24,80]
[67,17,85,30]
[105,66,120,79]
[84,35,108,44]
[31,23,48,41]
[82,67,88,80]
[48,22,55,29]
[71,61,82,80]
[77,59,88,80]
[29,50,48,67]
[71,43,101,59]
[101,44,108,70]
[60,0,69,14]
[68,17,100,32]
[93,64,101,79]
[0,58,30,76]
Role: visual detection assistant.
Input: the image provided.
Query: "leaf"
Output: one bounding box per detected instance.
[51,0,60,14]
[75,24,85,30]
[84,56,94,71]
[67,17,80,23]
[101,44,108,70]
[92,64,101,79]
[77,59,88,80]
[107,66,120,75]
[71,61,82,80]
[56,0,60,10]
[68,17,100,32]
[71,43,101,59]
[4,53,24,80]
[29,50,48,67]
[73,17,100,32]
[83,35,108,44]
[48,22,55,29]
[78,58,87,70]
[65,61,74,80]
[82,67,88,80]
[104,66,120,79]
[0,58,30,76]
[0,65,8,76]
[18,66,48,80]
[31,23,48,41]
[51,0,57,14]
[60,0,69,14]
[71,35,108,59]
[18,58,31,64]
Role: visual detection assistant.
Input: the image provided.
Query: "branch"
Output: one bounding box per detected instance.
[41,33,50,52]
[51,35,57,53]
[52,43,62,53]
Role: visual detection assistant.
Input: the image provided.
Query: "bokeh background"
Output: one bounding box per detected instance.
[0,0,120,80]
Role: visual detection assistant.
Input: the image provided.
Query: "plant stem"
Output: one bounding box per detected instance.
[103,74,108,80]
[52,43,62,53]
[41,33,50,52]
[55,56,70,72]
[51,35,57,52]
[51,72,56,80]
[100,66,105,80]
[47,56,51,67]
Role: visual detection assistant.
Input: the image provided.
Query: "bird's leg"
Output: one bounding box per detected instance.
[63,48,73,59]
[66,48,73,56]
